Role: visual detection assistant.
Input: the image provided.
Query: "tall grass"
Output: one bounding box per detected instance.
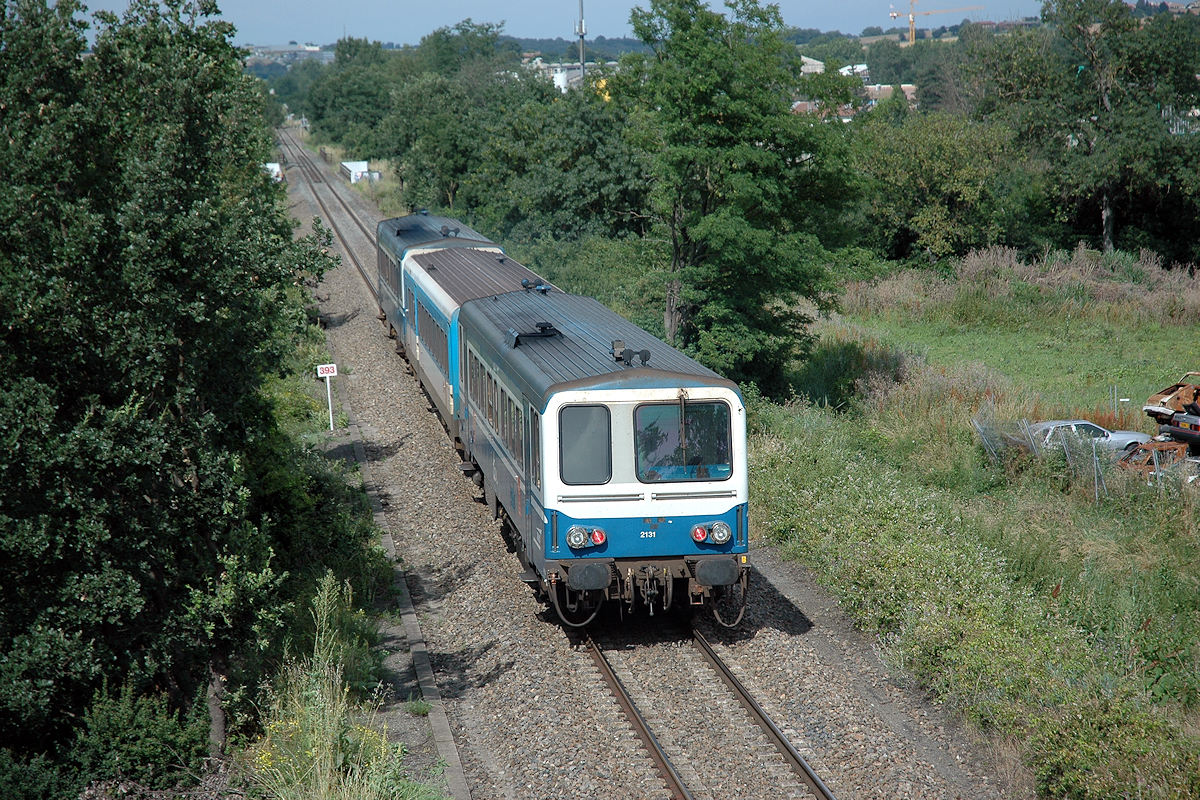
[240,573,443,800]
[752,395,1200,798]
[766,245,1200,796]
[845,244,1200,328]
[836,245,1200,411]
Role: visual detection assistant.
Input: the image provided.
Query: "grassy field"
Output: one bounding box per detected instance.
[755,245,1200,799]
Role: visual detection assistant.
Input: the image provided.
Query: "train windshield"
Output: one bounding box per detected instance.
[559,405,612,485]
[634,401,731,483]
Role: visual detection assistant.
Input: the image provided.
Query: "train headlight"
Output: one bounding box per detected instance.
[566,526,589,549]
[691,524,709,543]
[590,527,607,546]
[710,521,732,545]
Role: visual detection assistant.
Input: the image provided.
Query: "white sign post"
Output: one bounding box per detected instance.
[316,363,338,430]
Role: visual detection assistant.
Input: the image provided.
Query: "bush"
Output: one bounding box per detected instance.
[751,396,1200,798]
[0,749,78,800]
[70,682,207,791]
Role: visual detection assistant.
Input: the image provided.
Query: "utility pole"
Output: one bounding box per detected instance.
[575,0,586,83]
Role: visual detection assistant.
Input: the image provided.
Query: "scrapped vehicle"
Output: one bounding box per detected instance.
[1028,419,1152,452]
[1117,440,1195,482]
[1142,372,1200,452]
[1143,372,1200,424]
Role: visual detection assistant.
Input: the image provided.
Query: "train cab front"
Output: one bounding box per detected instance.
[539,381,750,626]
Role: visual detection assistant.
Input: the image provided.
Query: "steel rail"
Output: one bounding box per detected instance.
[275,129,377,301]
[279,130,379,251]
[582,634,694,800]
[692,629,837,800]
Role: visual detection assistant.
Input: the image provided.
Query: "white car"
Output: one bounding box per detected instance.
[1029,419,1152,452]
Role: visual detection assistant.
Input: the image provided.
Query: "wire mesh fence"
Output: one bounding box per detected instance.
[972,400,1111,500]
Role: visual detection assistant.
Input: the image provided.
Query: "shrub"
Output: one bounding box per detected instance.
[70,682,207,791]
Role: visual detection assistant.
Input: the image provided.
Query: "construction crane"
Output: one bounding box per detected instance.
[889,1,983,44]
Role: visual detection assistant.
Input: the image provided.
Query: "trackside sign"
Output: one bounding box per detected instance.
[316,363,337,430]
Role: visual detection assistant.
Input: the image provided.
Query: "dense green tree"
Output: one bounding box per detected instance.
[622,0,851,389]
[795,67,866,119]
[853,108,1024,259]
[970,1,1200,257]
[464,81,651,242]
[865,36,910,84]
[267,57,326,119]
[306,50,397,155]
[414,18,515,73]
[0,0,336,790]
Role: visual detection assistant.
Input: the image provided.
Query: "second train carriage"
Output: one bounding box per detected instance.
[374,214,750,624]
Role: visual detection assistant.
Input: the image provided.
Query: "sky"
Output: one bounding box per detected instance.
[80,0,1047,47]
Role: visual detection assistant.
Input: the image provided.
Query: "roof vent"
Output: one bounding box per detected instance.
[521,278,552,294]
[507,322,560,348]
[440,224,460,237]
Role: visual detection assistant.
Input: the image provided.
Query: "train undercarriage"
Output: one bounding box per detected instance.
[542,556,750,628]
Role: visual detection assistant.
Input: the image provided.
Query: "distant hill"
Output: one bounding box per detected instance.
[502,35,651,62]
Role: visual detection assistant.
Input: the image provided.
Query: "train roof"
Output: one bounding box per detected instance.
[460,289,738,407]
[376,213,494,256]
[410,247,555,306]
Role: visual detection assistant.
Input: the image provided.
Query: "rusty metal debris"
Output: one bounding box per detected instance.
[1116,440,1192,477]
[1141,372,1200,453]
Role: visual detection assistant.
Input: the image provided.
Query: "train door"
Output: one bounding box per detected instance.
[524,407,543,567]
[404,286,416,363]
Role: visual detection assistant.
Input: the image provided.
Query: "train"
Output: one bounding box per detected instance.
[374,212,750,626]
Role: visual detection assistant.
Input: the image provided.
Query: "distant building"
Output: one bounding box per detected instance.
[339,161,378,184]
[244,44,334,69]
[522,56,618,92]
[865,84,918,105]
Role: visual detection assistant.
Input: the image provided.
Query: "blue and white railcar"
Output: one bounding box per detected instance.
[373,214,750,625]
[375,213,539,437]
[458,288,750,625]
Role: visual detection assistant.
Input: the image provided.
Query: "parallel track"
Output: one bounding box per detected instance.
[583,628,837,800]
[275,127,378,302]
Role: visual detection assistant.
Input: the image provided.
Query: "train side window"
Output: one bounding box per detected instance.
[514,400,524,470]
[560,405,611,485]
[473,355,482,408]
[509,396,520,461]
[488,375,496,428]
[500,389,510,451]
[529,411,541,489]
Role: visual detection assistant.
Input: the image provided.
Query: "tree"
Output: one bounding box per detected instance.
[414,18,512,73]
[306,41,398,155]
[622,0,850,390]
[0,0,335,786]
[853,109,1024,259]
[971,0,1200,256]
[464,80,651,242]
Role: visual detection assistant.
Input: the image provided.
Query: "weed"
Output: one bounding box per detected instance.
[238,573,443,800]
[403,694,432,718]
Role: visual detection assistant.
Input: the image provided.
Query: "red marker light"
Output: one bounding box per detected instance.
[590,528,607,545]
[691,524,708,542]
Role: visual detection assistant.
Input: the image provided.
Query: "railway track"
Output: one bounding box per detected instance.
[582,624,837,800]
[281,128,834,800]
[276,127,379,301]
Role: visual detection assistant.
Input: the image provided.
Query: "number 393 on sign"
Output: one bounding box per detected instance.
[316,363,338,378]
